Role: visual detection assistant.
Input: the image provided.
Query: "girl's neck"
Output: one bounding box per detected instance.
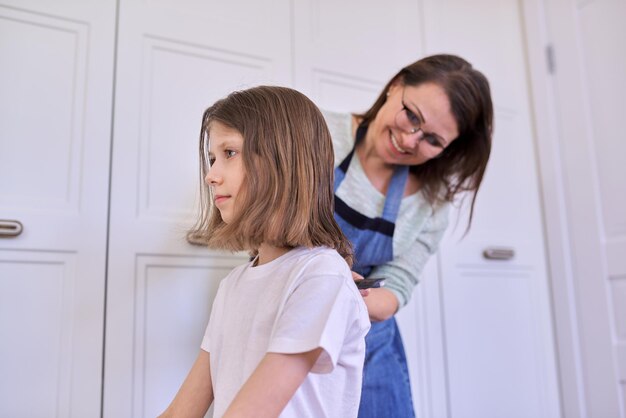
[255,243,292,266]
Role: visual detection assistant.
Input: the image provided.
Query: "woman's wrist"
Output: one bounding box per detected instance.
[364,288,399,322]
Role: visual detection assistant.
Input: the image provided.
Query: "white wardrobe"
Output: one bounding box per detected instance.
[1,1,563,417]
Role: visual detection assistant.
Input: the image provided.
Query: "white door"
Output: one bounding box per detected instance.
[0,1,116,417]
[292,0,422,108]
[419,1,561,417]
[526,0,626,416]
[103,1,291,417]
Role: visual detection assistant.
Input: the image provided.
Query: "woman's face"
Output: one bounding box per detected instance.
[366,82,459,166]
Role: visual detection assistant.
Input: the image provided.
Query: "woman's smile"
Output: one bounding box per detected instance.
[389,130,411,155]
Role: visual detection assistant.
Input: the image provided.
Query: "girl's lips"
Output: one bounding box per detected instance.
[214,195,230,205]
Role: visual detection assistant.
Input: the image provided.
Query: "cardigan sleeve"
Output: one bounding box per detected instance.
[321,109,354,167]
[369,202,450,309]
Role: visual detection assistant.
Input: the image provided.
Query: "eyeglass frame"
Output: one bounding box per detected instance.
[394,86,449,157]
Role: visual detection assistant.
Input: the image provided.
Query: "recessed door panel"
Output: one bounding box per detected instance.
[0,2,116,416]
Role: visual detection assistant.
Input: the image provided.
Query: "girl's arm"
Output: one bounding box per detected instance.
[159,350,213,418]
[223,348,323,418]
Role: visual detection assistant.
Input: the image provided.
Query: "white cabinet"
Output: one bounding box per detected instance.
[0,0,116,417]
[0,1,560,417]
[0,1,116,417]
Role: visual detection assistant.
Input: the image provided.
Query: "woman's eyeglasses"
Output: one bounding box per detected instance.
[394,87,447,158]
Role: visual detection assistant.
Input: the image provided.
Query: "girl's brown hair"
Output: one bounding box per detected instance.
[188,86,353,266]
[359,54,493,228]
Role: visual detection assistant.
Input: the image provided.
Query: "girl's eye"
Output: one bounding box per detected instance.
[208,156,216,166]
[225,149,237,159]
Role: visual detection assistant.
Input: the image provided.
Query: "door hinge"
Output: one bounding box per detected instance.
[546,44,556,74]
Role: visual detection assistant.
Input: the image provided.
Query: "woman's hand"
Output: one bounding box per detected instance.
[351,271,398,321]
[351,271,370,297]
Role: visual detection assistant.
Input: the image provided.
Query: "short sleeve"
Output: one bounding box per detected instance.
[267,274,367,374]
[200,279,227,352]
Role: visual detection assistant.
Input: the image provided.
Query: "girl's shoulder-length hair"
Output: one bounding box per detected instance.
[188,85,353,266]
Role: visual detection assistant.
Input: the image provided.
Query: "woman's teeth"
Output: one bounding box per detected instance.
[390,131,408,154]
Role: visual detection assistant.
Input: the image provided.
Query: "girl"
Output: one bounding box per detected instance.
[159,86,370,418]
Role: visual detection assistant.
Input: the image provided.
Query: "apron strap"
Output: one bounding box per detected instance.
[334,122,409,223]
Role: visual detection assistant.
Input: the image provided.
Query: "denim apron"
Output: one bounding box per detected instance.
[334,124,416,418]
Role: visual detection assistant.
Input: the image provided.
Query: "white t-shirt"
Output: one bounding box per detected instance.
[201,246,370,418]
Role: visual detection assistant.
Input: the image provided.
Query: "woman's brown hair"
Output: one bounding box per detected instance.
[188,86,353,266]
[359,54,493,228]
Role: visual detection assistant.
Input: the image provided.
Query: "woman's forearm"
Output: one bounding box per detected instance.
[364,288,399,322]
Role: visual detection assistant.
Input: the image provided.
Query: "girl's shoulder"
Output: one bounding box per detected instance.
[288,247,365,309]
[276,247,353,290]
[292,246,350,273]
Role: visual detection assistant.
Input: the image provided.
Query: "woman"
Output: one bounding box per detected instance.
[325,54,493,417]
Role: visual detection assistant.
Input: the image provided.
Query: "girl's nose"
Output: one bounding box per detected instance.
[205,169,221,186]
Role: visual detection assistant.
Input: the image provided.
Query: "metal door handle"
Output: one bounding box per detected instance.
[0,220,23,237]
[482,247,514,260]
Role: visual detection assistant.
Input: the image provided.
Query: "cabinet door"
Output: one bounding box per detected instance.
[420,1,561,417]
[103,1,291,417]
[292,0,421,110]
[530,0,626,416]
[0,1,116,417]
